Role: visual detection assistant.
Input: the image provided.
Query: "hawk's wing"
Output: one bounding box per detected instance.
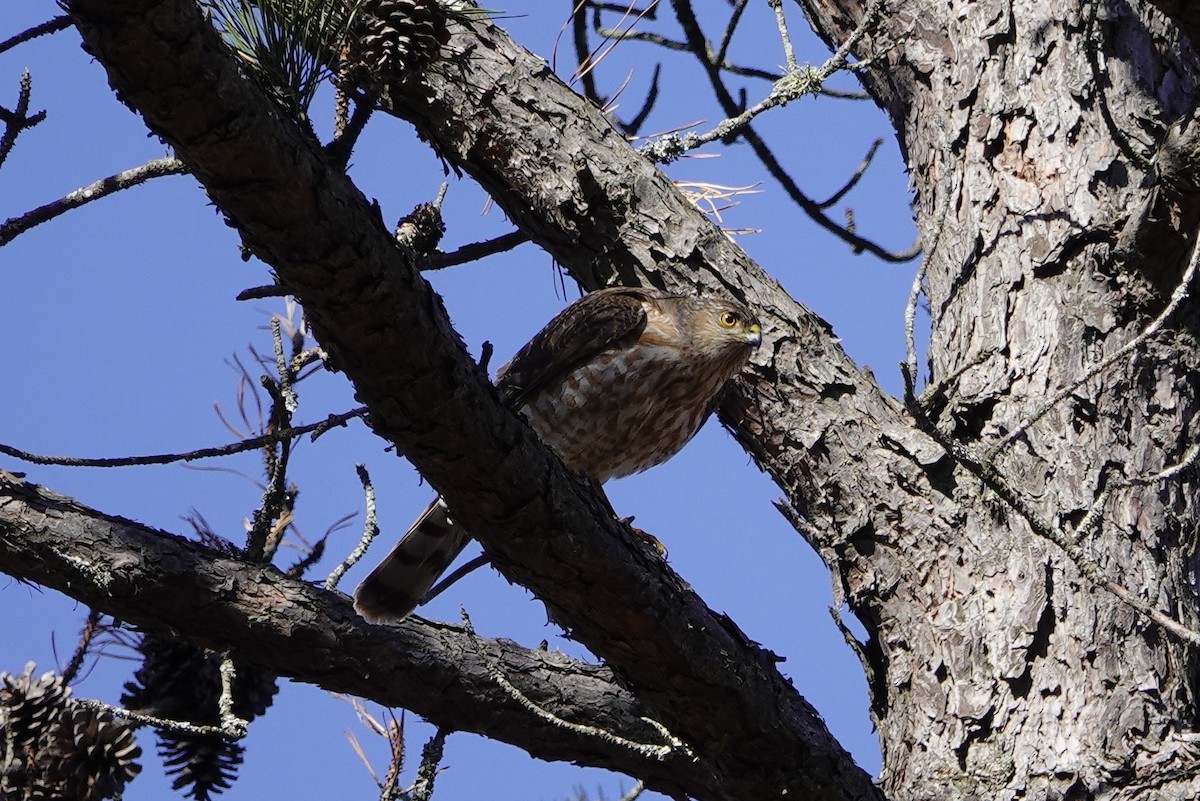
[496,287,661,408]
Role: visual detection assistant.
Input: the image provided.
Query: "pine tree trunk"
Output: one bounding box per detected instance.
[802,0,1200,797]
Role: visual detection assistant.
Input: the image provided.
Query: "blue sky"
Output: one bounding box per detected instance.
[1,3,919,798]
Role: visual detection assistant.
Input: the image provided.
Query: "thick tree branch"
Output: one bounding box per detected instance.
[376,12,964,715]
[0,477,707,797]
[380,11,951,535]
[57,1,882,799]
[1143,0,1200,50]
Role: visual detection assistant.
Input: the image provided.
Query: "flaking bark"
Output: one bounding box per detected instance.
[799,0,1200,798]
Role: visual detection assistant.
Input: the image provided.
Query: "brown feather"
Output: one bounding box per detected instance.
[496,287,658,408]
[353,499,469,622]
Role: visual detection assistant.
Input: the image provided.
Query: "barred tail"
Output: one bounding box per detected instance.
[353,498,469,622]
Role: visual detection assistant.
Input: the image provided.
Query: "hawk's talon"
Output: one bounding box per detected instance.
[619,516,668,558]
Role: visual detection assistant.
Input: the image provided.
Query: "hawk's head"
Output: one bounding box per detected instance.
[678,296,762,361]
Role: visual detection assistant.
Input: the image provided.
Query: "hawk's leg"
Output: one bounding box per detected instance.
[420,552,491,607]
[589,478,668,558]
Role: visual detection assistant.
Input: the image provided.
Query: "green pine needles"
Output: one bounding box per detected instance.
[202,0,362,117]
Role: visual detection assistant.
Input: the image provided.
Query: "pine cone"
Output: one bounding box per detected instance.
[1,664,140,801]
[356,0,450,86]
[121,635,277,800]
[34,707,141,801]
[1,664,71,752]
[160,738,241,800]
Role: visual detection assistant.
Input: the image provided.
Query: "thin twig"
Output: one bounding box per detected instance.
[572,0,659,97]
[216,653,249,737]
[0,70,47,172]
[903,258,929,390]
[817,85,872,100]
[987,231,1200,460]
[1131,443,1200,486]
[902,177,958,395]
[60,609,102,685]
[378,709,405,801]
[75,695,247,739]
[593,14,778,82]
[592,0,657,13]
[818,138,883,208]
[1074,483,1114,542]
[0,16,72,56]
[0,407,365,468]
[325,88,376,170]
[426,230,530,269]
[461,609,692,760]
[246,376,294,561]
[1,157,187,247]
[715,0,750,66]
[326,464,380,591]
[408,727,449,801]
[272,318,299,413]
[766,0,798,72]
[621,62,661,136]
[236,284,291,301]
[571,0,604,105]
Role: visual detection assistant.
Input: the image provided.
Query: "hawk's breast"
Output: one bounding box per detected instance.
[519,344,734,483]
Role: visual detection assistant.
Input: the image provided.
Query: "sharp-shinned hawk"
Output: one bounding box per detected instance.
[354,286,762,622]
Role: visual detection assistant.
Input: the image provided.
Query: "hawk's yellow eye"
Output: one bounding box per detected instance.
[719,311,739,328]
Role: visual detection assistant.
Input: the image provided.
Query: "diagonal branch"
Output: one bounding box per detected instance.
[377,7,957,639]
[59,1,885,799]
[0,408,365,468]
[0,16,72,56]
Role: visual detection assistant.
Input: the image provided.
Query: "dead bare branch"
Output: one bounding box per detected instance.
[0,70,47,171]
[0,157,187,247]
[325,464,380,592]
[60,609,102,685]
[0,408,365,468]
[818,138,883,208]
[0,16,72,56]
[426,230,530,269]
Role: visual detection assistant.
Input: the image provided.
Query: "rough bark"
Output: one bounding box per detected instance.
[1145,0,1200,48]
[0,477,713,795]
[797,0,1200,798]
[34,1,881,800]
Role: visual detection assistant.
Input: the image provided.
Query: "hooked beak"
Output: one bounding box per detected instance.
[746,323,762,347]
